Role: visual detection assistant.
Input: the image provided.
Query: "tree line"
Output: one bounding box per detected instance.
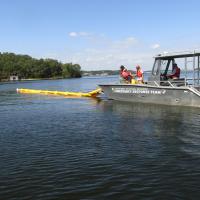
[82,70,120,76]
[0,52,82,81]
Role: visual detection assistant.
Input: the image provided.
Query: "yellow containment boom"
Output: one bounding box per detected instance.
[16,88,102,98]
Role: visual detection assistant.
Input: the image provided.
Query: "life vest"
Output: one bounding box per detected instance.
[136,70,143,78]
[120,69,132,80]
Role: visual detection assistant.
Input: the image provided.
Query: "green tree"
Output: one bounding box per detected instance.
[0,52,82,81]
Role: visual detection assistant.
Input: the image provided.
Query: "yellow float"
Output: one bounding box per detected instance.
[16,88,102,98]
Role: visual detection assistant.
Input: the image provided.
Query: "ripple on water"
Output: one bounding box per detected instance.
[1,79,200,200]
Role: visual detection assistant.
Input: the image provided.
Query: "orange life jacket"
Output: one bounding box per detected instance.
[121,69,132,80]
[136,70,143,78]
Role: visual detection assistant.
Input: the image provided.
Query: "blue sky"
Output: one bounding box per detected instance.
[1,0,200,70]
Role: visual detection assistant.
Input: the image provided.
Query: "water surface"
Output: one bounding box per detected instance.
[0,76,200,200]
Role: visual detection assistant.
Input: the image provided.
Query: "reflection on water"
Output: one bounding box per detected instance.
[99,100,200,153]
[0,77,200,200]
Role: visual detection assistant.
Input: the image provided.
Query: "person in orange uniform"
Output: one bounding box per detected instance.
[136,65,144,83]
[120,65,133,83]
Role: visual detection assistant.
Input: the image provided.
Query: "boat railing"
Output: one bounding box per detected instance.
[184,52,200,88]
[188,86,200,96]
[147,79,188,88]
[147,78,200,91]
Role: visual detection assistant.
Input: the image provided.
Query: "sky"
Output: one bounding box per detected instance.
[1,0,200,70]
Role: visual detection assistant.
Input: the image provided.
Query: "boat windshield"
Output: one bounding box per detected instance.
[152,59,160,75]
[161,59,174,75]
[161,60,168,74]
[152,59,174,76]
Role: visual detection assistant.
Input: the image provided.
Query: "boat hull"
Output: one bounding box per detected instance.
[99,84,200,107]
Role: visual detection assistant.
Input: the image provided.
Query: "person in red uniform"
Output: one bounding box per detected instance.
[167,63,180,79]
[120,65,133,83]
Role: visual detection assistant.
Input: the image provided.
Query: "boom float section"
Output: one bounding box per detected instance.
[16,88,102,98]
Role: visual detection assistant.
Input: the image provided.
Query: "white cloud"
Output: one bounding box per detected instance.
[62,34,157,70]
[69,32,78,37]
[113,37,138,49]
[68,31,92,37]
[66,48,154,71]
[151,44,160,49]
[79,32,91,37]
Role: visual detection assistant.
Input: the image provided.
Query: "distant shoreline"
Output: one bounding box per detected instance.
[0,71,154,83]
[0,76,77,83]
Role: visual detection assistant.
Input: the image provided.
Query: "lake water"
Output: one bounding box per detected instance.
[0,76,200,200]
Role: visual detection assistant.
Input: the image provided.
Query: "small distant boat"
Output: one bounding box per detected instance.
[99,50,200,107]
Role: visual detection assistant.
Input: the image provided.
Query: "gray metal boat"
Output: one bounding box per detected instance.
[99,50,200,107]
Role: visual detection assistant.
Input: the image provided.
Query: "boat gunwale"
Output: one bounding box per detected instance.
[99,83,190,90]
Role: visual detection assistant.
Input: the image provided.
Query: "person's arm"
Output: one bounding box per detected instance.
[166,68,174,78]
[141,70,144,81]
